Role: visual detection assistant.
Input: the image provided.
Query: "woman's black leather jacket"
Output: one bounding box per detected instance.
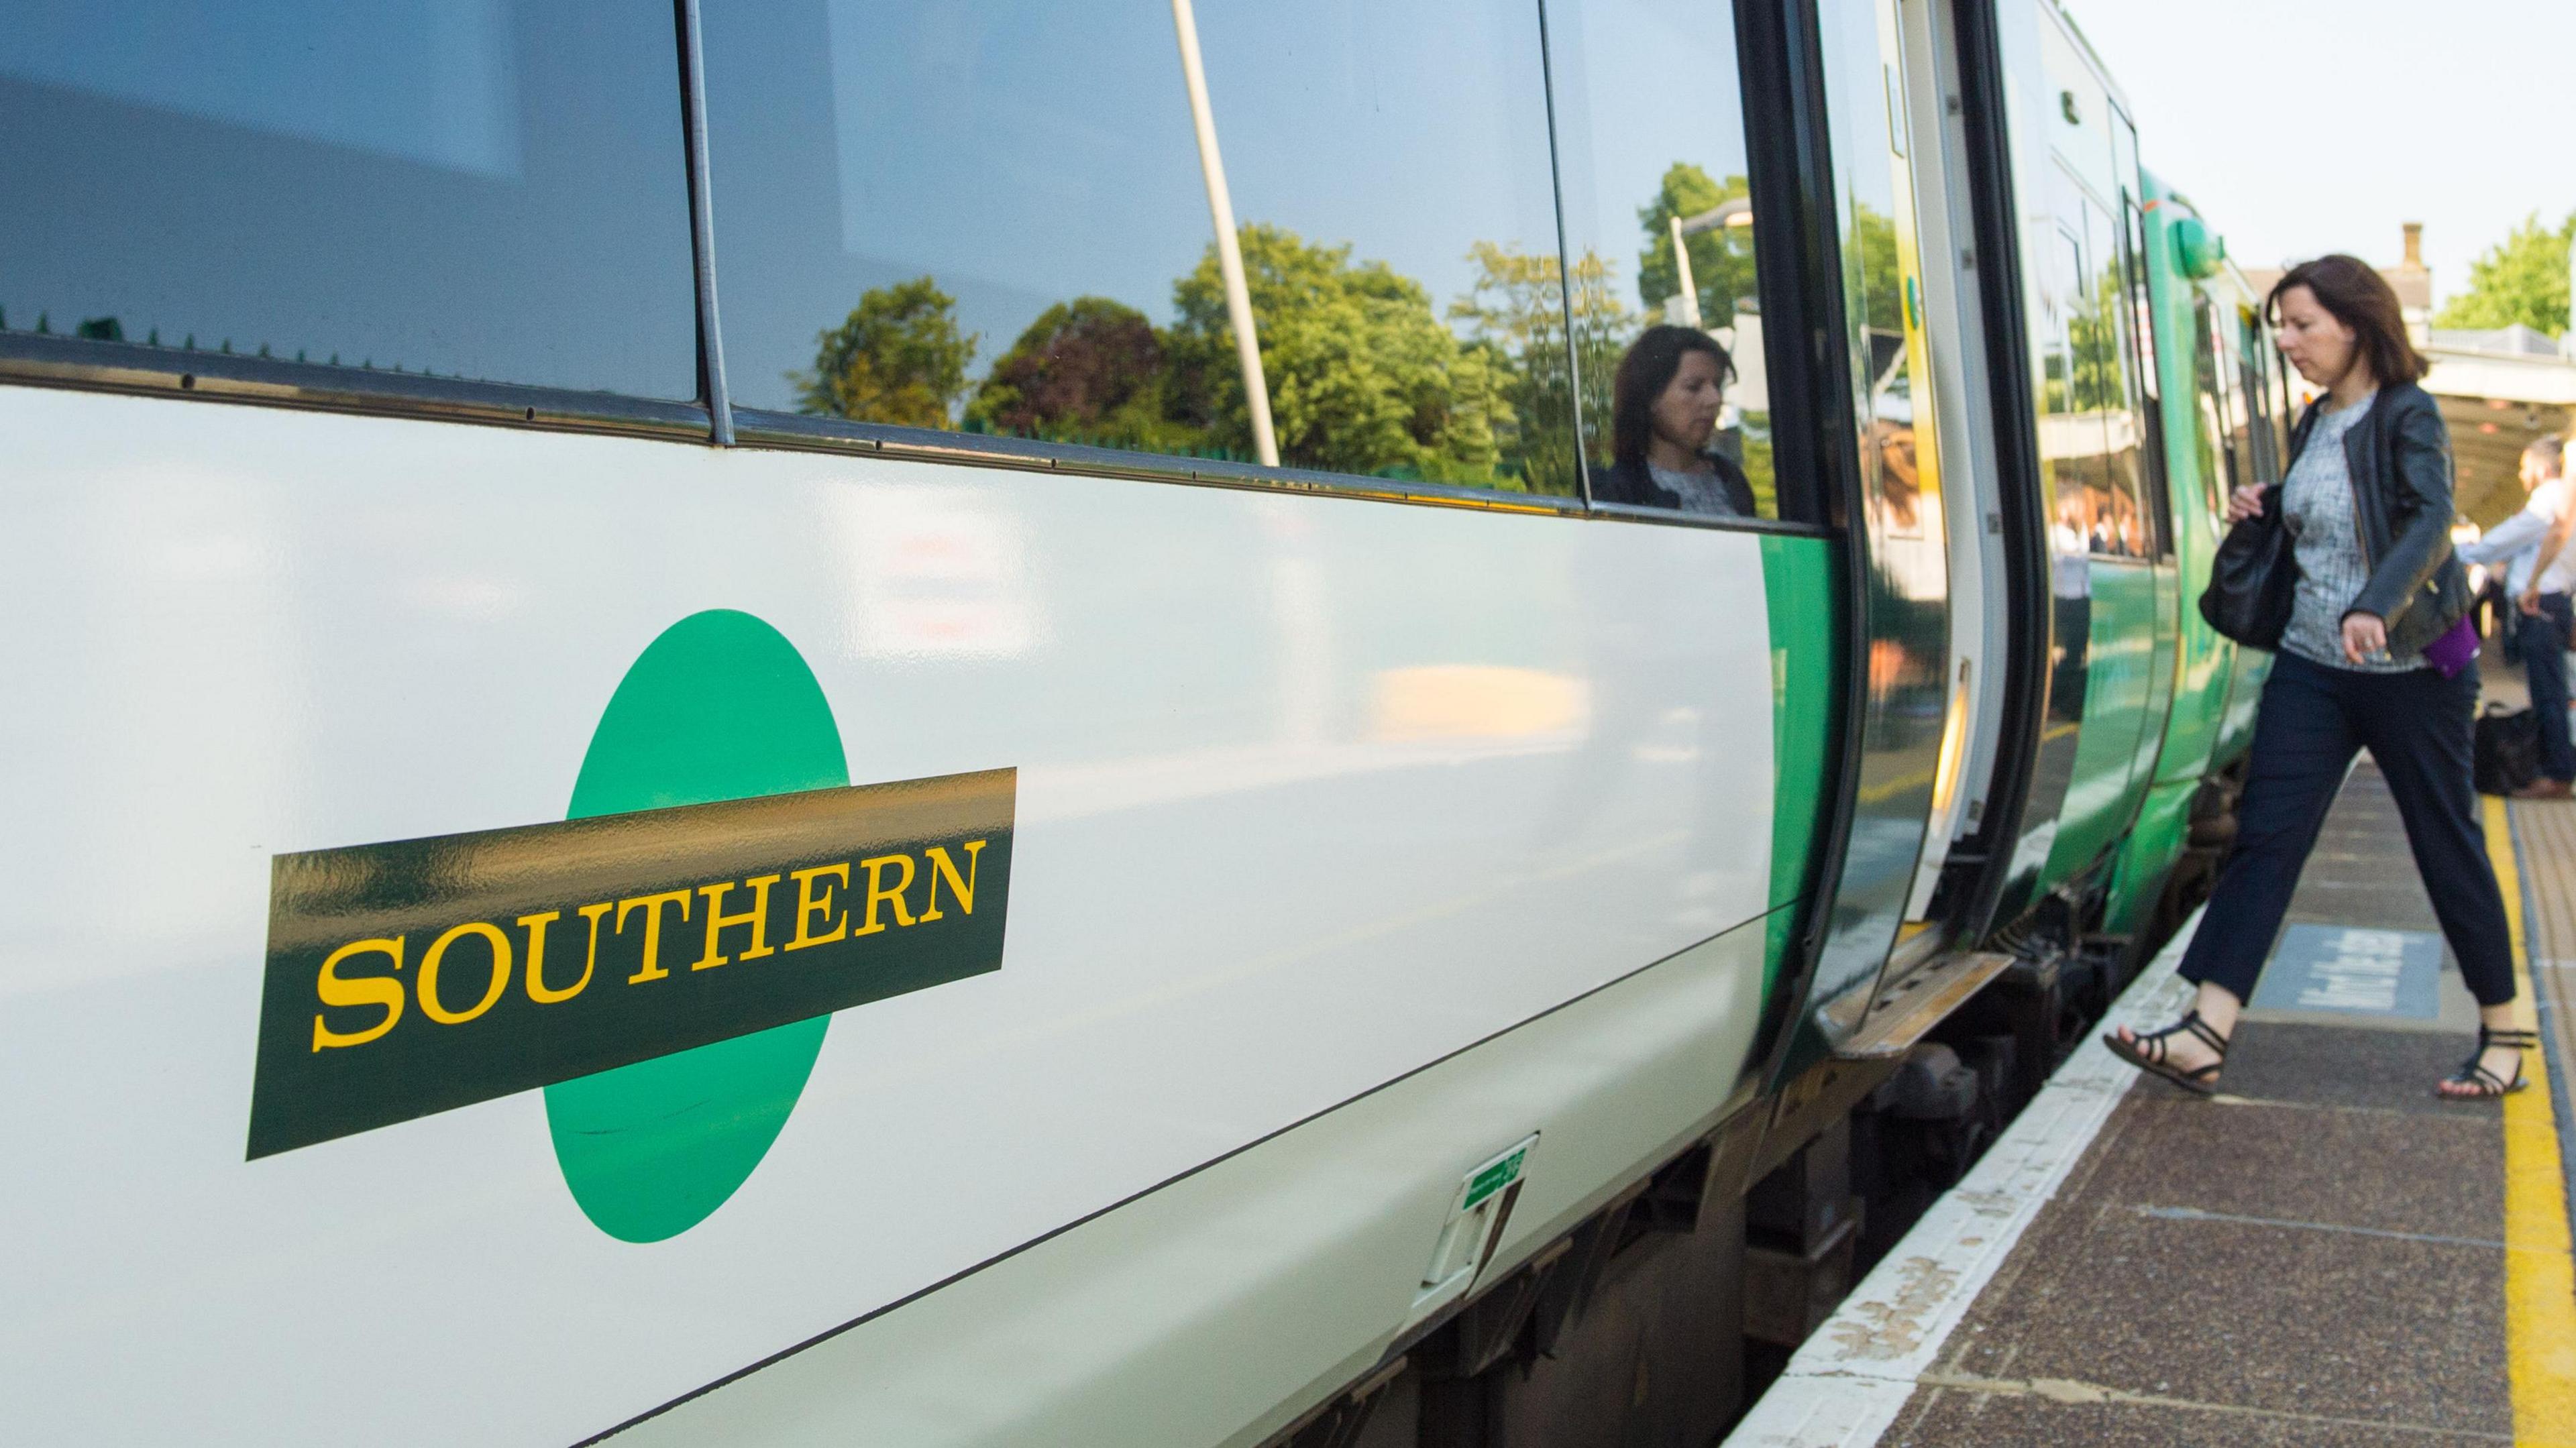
[2278,379,2468,657]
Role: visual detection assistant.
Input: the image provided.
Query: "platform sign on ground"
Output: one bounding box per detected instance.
[2249,925,2444,1020]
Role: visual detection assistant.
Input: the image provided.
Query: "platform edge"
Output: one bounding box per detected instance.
[2492,798,2576,1447]
[1719,912,2202,1448]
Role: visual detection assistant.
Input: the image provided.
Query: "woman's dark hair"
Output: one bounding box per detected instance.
[1611,324,1735,477]
[2266,254,2427,386]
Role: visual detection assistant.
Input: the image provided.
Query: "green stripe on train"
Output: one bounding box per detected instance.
[2043,561,2161,885]
[1762,536,1839,1003]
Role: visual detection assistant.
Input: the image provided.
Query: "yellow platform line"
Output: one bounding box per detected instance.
[2486,795,2576,1445]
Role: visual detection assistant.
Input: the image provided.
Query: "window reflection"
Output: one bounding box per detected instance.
[2236,311,2283,486]
[792,276,979,429]
[1545,0,1776,519]
[0,1,697,397]
[2215,316,2253,492]
[1597,327,1755,516]
[2096,201,2155,553]
[2190,292,2235,522]
[709,0,1570,492]
[2029,24,2153,565]
[2035,185,2151,562]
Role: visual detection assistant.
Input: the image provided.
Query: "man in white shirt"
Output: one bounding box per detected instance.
[2459,436,2576,796]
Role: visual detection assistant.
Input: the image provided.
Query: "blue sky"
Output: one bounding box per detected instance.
[2063,0,2576,307]
[756,0,1752,404]
[1550,0,1757,300]
[817,0,1557,353]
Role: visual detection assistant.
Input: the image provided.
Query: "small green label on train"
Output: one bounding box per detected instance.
[1462,1146,1528,1211]
[246,767,1014,1160]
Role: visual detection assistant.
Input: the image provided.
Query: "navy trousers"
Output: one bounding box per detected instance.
[2520,593,2575,783]
[2177,651,2518,1008]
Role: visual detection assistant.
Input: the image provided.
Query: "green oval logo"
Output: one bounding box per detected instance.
[545,610,848,1242]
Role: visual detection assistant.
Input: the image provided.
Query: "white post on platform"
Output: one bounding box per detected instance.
[1171,0,1278,467]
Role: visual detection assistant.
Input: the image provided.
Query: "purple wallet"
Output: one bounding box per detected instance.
[2423,613,2481,677]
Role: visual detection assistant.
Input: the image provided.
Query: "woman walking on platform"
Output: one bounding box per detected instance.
[2107,255,2530,1101]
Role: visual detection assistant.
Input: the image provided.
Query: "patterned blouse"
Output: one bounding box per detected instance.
[1648,463,1741,518]
[2281,392,2418,673]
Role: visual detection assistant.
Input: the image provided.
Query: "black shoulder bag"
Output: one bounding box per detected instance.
[2199,488,2294,649]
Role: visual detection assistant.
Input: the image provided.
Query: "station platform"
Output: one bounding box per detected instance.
[1727,763,2576,1447]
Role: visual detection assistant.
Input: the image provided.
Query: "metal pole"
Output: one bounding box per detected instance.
[1171,0,1278,467]
[1532,0,1593,505]
[678,0,733,445]
[1670,215,1702,329]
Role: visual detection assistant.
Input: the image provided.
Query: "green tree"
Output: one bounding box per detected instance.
[1636,163,1758,324]
[2066,254,2125,412]
[2435,211,2576,337]
[1452,242,1587,494]
[1450,240,1618,496]
[964,296,1196,451]
[1845,203,1900,335]
[794,277,977,427]
[1165,225,1509,484]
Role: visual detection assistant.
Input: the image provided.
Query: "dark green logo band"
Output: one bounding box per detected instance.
[247,767,1014,1160]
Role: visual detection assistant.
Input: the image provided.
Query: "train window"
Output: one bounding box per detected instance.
[2039,20,2115,203]
[2116,194,2170,557]
[2207,299,2254,496]
[2037,192,2133,562]
[2237,312,2282,486]
[2272,325,2300,463]
[2040,227,2088,490]
[2083,199,2149,557]
[0,2,699,400]
[2189,292,2234,523]
[1546,0,1784,520]
[704,0,1573,496]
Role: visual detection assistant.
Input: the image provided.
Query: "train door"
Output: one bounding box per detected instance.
[1890,0,2011,954]
[1796,0,1957,1050]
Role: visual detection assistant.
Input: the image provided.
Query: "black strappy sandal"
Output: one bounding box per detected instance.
[2104,1011,2230,1096]
[2436,1026,2536,1101]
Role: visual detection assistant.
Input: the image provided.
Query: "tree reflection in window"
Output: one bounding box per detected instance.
[793,277,977,429]
[962,297,1177,451]
[794,227,1595,492]
[1638,165,1756,331]
[720,0,1570,494]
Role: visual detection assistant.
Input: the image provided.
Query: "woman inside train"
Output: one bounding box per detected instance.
[1593,325,1757,517]
[2107,255,2528,1101]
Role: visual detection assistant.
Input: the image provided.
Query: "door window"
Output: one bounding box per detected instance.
[1546,0,1783,519]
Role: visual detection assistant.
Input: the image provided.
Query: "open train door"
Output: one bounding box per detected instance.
[1886,0,2016,955]
[1792,0,1947,1046]
[1788,0,2035,1066]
